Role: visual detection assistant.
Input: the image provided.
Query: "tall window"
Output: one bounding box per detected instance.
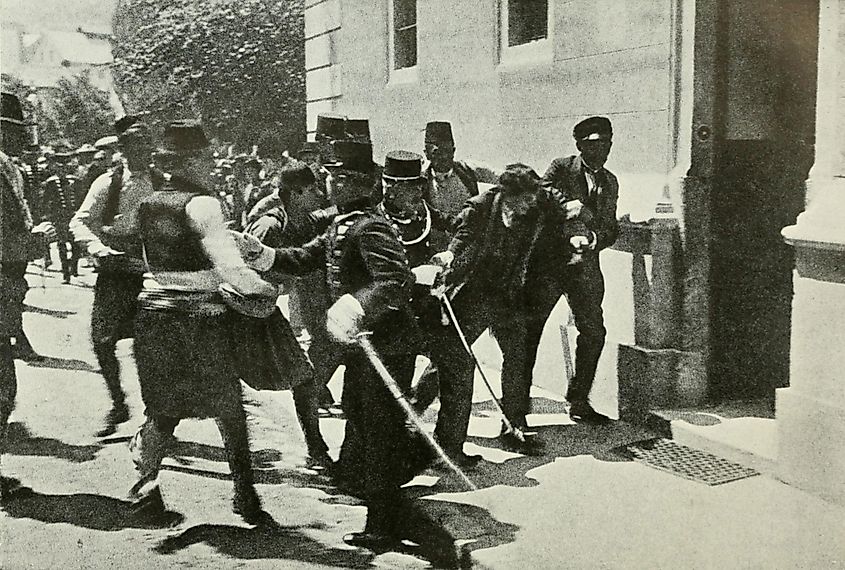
[392,0,417,70]
[500,0,552,64]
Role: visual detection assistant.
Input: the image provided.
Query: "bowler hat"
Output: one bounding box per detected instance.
[323,140,373,174]
[573,116,612,141]
[424,121,454,145]
[346,118,371,143]
[1,92,24,125]
[163,120,210,153]
[315,113,347,141]
[383,150,423,180]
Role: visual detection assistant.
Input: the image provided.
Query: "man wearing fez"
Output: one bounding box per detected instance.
[41,145,83,283]
[540,116,620,424]
[422,121,500,250]
[70,115,154,436]
[129,120,278,525]
[232,141,444,553]
[1,92,56,499]
[429,164,593,456]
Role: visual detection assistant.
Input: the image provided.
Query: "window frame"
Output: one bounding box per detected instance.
[499,0,554,67]
[387,0,419,84]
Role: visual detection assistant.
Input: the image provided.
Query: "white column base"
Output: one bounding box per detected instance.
[777,386,845,505]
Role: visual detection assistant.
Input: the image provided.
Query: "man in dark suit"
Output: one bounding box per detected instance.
[541,116,620,424]
[429,164,591,457]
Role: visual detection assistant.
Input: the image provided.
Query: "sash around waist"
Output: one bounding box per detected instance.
[138,288,227,316]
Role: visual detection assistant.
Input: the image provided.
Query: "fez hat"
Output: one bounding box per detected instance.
[346,118,371,143]
[315,113,348,141]
[323,140,373,174]
[383,150,423,181]
[573,116,613,141]
[425,121,454,145]
[1,92,25,125]
[163,120,210,153]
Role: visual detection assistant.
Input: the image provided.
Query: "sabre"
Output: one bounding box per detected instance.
[356,333,477,491]
[440,293,532,444]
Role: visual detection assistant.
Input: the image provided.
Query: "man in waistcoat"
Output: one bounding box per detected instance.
[70,115,154,437]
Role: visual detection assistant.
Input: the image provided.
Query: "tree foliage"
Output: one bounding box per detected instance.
[1,71,114,148]
[111,0,305,156]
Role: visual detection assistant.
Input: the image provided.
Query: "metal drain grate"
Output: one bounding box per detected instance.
[617,438,759,485]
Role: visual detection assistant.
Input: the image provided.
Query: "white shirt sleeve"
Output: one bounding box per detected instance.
[184,195,276,297]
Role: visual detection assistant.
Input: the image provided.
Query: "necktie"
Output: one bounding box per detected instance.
[590,169,606,204]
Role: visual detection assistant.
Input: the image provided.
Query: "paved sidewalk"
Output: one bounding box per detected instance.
[1,263,843,569]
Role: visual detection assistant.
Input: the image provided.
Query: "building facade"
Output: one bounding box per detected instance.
[306,0,843,502]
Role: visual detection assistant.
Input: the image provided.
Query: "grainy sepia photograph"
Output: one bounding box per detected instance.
[1,0,843,568]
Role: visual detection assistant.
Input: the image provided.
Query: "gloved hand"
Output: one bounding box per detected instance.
[228,230,276,271]
[326,294,365,344]
[429,250,454,268]
[31,221,56,242]
[570,234,591,253]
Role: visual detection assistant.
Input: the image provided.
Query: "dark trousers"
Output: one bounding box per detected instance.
[291,380,328,456]
[130,406,254,500]
[532,260,607,404]
[91,271,144,407]
[56,239,79,281]
[0,337,15,458]
[290,279,342,407]
[337,347,421,497]
[427,288,531,452]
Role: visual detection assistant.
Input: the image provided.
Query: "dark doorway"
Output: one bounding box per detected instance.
[709,0,818,401]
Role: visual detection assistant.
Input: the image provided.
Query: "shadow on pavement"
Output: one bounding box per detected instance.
[23,304,76,318]
[6,422,103,463]
[23,356,99,372]
[1,485,182,531]
[426,420,651,493]
[170,440,283,468]
[153,521,374,568]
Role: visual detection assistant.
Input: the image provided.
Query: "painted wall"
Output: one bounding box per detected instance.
[306,0,683,402]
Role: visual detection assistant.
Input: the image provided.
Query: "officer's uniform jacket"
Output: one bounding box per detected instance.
[41,173,81,239]
[270,206,416,350]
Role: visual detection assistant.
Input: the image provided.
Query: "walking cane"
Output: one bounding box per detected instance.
[355,333,477,492]
[439,294,531,444]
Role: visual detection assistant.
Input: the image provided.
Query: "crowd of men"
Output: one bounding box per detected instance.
[1,88,619,566]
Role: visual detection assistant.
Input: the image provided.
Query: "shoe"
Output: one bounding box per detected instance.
[12,347,45,363]
[233,487,271,526]
[96,402,130,438]
[343,531,399,553]
[437,450,481,470]
[305,450,335,474]
[130,486,183,528]
[569,401,612,425]
[498,427,544,456]
[0,476,29,502]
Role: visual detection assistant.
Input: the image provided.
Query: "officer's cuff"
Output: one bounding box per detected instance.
[253,245,276,272]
